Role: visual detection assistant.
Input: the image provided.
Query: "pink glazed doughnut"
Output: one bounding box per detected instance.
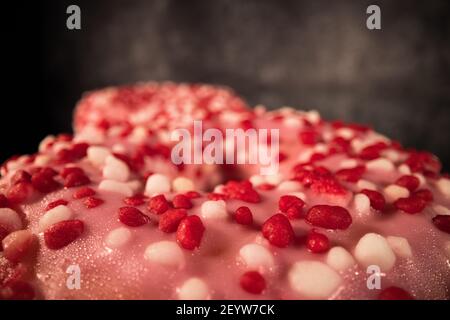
[0,83,449,300]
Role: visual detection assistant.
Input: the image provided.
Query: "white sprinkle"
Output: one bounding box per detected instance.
[103,155,130,182]
[213,184,225,194]
[366,158,395,172]
[178,278,210,300]
[433,204,450,216]
[99,179,133,197]
[87,146,111,167]
[34,154,51,166]
[297,149,314,163]
[326,246,356,271]
[354,233,396,271]
[111,144,127,154]
[413,173,426,188]
[2,230,34,256]
[239,243,275,272]
[338,159,359,170]
[351,138,365,153]
[305,110,321,124]
[283,117,302,129]
[335,128,354,140]
[265,173,284,186]
[39,205,73,232]
[353,193,371,218]
[38,135,55,152]
[201,200,227,220]
[127,180,143,193]
[383,185,409,203]
[144,174,171,196]
[286,192,307,202]
[288,261,342,299]
[313,143,328,154]
[382,150,401,163]
[386,236,413,259]
[108,125,125,138]
[172,177,195,192]
[0,208,23,231]
[435,178,450,197]
[249,175,265,187]
[52,141,71,154]
[105,227,132,249]
[128,126,148,144]
[144,241,184,268]
[357,179,378,191]
[398,164,412,175]
[74,126,105,144]
[277,180,302,192]
[6,159,23,172]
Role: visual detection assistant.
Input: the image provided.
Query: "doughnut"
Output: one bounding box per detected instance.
[1,82,449,300]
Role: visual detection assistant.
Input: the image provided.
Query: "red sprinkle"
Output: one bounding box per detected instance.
[360,189,386,211]
[306,230,330,253]
[222,180,261,203]
[176,215,205,250]
[148,194,170,215]
[172,194,193,209]
[394,196,426,214]
[240,271,266,295]
[184,191,201,199]
[6,182,34,204]
[335,165,365,183]
[44,220,84,250]
[123,194,147,206]
[10,170,31,185]
[295,166,347,195]
[118,207,149,227]
[55,144,88,164]
[395,175,420,191]
[0,194,10,208]
[299,130,318,145]
[405,151,441,174]
[432,215,450,234]
[413,189,433,202]
[31,169,60,193]
[84,197,104,209]
[0,280,35,300]
[45,199,68,211]
[359,142,388,160]
[235,206,253,225]
[159,209,187,233]
[278,195,305,219]
[257,183,276,191]
[60,166,84,178]
[64,172,90,188]
[71,143,89,159]
[0,225,9,244]
[262,213,295,247]
[305,205,352,230]
[73,187,96,199]
[378,286,414,300]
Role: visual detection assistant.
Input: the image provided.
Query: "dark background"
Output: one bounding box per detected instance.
[3,0,450,171]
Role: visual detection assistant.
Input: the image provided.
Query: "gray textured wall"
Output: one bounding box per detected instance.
[8,0,450,170]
